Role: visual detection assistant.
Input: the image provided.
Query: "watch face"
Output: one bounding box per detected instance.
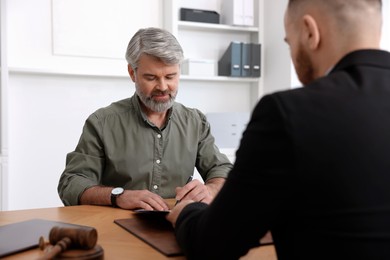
[112,187,124,196]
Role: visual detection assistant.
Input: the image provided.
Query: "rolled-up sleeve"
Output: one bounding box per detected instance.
[58,114,105,206]
[195,110,233,181]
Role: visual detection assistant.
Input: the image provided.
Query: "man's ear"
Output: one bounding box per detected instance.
[128,64,136,82]
[301,14,320,50]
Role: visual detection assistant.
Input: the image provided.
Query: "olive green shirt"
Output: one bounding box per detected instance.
[58,94,233,206]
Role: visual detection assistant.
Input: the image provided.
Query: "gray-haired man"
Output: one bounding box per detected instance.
[58,27,232,210]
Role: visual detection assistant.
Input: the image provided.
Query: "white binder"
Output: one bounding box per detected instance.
[221,0,254,27]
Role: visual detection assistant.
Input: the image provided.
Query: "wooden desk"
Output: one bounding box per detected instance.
[0,202,276,260]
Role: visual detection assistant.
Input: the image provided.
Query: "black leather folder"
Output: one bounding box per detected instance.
[114,215,183,257]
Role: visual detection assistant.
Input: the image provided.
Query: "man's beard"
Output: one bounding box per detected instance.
[135,85,177,113]
[295,44,316,85]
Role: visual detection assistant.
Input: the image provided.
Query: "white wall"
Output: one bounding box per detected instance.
[8,73,133,209]
[0,0,9,211]
[8,0,163,75]
[381,0,390,51]
[262,0,291,94]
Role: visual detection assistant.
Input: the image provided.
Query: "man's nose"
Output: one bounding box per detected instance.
[156,78,168,91]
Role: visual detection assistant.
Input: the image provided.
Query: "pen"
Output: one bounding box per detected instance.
[175,175,193,206]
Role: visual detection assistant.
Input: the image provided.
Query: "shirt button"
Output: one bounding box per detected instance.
[156,159,161,164]
[157,134,161,138]
[153,185,158,190]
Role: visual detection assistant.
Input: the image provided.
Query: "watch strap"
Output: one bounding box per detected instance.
[111,193,119,208]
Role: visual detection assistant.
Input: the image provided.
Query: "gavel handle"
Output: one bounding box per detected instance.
[37,237,71,260]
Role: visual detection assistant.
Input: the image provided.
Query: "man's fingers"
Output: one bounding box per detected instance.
[144,195,169,210]
[176,180,211,202]
[127,190,169,210]
[175,180,198,200]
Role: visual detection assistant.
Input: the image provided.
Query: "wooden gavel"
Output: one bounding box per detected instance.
[38,226,98,260]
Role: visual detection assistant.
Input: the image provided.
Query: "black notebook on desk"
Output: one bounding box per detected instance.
[0,218,89,258]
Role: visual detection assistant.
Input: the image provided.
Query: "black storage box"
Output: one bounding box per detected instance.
[180,8,220,24]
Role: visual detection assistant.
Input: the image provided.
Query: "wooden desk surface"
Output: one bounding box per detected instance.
[0,201,276,260]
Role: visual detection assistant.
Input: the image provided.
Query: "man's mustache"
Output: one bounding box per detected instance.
[151,90,171,97]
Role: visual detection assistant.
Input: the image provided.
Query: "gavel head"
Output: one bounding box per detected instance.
[49,226,98,249]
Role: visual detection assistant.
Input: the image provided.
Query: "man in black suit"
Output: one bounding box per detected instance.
[167,0,390,259]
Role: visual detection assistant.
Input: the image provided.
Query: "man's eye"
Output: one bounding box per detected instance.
[146,76,155,81]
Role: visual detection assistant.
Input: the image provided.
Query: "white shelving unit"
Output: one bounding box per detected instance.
[164,0,264,112]
[180,75,258,82]
[178,20,259,32]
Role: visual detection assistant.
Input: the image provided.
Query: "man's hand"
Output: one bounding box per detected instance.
[80,186,169,210]
[116,190,169,210]
[166,200,194,227]
[175,179,212,204]
[175,177,225,204]
[205,177,225,198]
